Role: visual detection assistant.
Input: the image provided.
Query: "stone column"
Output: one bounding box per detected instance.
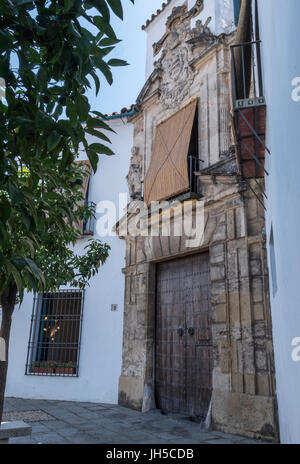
[217,46,232,156]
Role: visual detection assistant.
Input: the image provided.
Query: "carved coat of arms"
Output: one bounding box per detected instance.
[152,0,217,110]
[159,43,194,110]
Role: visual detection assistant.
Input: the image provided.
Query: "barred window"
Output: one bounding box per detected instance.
[26,290,84,377]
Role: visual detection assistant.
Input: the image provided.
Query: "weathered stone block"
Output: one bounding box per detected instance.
[160,236,170,257]
[210,205,225,216]
[227,249,238,280]
[249,243,261,260]
[211,264,226,281]
[125,241,131,266]
[227,209,235,240]
[253,321,266,339]
[212,223,227,242]
[212,390,278,441]
[203,215,217,245]
[211,281,227,305]
[212,323,228,341]
[130,240,136,265]
[219,340,231,373]
[247,198,258,220]
[238,247,249,278]
[257,375,271,396]
[169,234,181,255]
[213,368,231,392]
[242,341,256,374]
[244,374,256,395]
[235,206,246,238]
[213,303,227,323]
[152,236,162,259]
[248,219,264,236]
[143,236,154,260]
[255,349,268,371]
[118,375,144,411]
[210,243,225,264]
[252,277,263,303]
[250,259,262,276]
[231,373,244,393]
[136,263,149,275]
[137,310,145,326]
[239,285,252,323]
[219,213,226,224]
[136,238,146,264]
[228,290,240,324]
[253,302,265,321]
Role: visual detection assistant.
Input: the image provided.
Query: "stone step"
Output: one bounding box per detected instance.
[0,421,32,444]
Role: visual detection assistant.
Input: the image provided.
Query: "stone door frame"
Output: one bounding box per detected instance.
[119,180,278,440]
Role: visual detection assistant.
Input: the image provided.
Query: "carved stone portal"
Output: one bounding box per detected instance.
[127,147,143,201]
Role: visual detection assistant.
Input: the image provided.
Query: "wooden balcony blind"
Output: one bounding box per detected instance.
[144,99,198,205]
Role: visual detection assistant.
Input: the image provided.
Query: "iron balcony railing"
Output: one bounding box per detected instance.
[231,40,264,103]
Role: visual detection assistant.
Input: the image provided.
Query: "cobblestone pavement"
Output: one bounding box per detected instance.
[3,398,270,444]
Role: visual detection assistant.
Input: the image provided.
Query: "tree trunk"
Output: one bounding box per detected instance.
[0,285,17,424]
[233,0,252,100]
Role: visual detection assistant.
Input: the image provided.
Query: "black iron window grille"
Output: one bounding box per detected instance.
[25,290,84,377]
[187,106,202,196]
[188,155,202,195]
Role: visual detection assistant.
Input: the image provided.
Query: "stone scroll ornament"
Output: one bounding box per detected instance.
[152,0,205,57]
[126,147,143,201]
[152,0,219,110]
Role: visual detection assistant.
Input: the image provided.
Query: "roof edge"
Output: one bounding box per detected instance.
[141,0,173,30]
[100,104,137,120]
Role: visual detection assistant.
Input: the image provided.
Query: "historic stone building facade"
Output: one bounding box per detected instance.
[118,0,278,441]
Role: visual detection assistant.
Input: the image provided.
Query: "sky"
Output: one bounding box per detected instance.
[87,0,164,115]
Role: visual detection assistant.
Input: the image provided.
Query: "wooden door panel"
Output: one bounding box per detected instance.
[156,259,185,414]
[156,253,212,419]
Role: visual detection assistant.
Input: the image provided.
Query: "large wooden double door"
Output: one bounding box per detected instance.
[155,253,212,421]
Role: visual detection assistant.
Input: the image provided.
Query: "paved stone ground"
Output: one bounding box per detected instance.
[3,398,269,444]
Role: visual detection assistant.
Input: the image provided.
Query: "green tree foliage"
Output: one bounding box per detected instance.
[0,0,134,422]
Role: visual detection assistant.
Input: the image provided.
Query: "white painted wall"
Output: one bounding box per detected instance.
[145,0,235,78]
[257,0,300,444]
[5,117,133,404]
